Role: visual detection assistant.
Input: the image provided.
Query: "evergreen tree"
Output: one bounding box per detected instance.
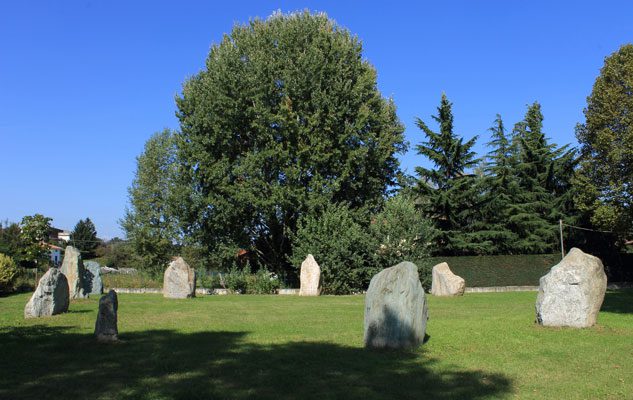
[480,114,519,253]
[70,218,99,258]
[414,94,483,255]
[509,102,577,253]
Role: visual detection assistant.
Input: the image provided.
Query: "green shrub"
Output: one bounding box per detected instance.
[246,268,281,294]
[0,253,19,292]
[290,203,376,294]
[224,265,248,293]
[370,194,436,287]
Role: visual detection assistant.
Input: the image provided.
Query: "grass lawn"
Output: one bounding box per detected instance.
[0,291,632,400]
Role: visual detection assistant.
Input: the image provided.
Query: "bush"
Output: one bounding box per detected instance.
[224,265,248,293]
[246,268,281,294]
[0,253,19,292]
[370,194,436,287]
[290,203,376,294]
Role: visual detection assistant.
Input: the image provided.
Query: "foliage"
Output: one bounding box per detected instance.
[245,268,281,294]
[19,214,52,269]
[175,11,406,277]
[0,253,19,292]
[70,217,99,258]
[575,44,633,242]
[370,194,435,280]
[122,129,181,275]
[101,272,162,289]
[508,102,578,254]
[94,238,142,272]
[290,203,376,294]
[414,94,483,255]
[0,221,22,261]
[223,265,249,293]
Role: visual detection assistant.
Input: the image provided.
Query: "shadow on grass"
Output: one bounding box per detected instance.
[601,289,633,314]
[0,325,513,400]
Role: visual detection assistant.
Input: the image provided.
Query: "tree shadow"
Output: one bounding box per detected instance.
[0,324,512,400]
[600,289,633,314]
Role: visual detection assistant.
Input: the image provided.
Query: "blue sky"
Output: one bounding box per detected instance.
[1,1,632,239]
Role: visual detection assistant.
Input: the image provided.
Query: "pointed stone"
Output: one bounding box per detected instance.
[299,254,321,296]
[364,261,428,349]
[24,268,69,318]
[536,248,607,328]
[60,246,88,299]
[95,290,118,342]
[163,257,196,299]
[431,262,465,296]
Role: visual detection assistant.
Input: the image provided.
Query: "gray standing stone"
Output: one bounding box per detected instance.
[163,257,196,299]
[24,268,69,318]
[83,261,103,296]
[364,261,428,349]
[299,254,321,296]
[536,248,607,328]
[95,290,118,342]
[430,262,465,296]
[60,246,88,299]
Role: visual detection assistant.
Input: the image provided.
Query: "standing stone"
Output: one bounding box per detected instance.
[83,261,103,296]
[430,262,465,296]
[364,261,428,349]
[24,268,69,318]
[299,254,321,296]
[163,257,196,299]
[60,246,88,299]
[536,248,607,328]
[95,290,118,342]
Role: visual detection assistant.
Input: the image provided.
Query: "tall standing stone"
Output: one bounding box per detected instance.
[60,246,88,299]
[24,268,69,318]
[299,254,321,296]
[163,257,196,299]
[536,248,607,328]
[95,290,118,342]
[364,261,428,349]
[83,261,103,296]
[430,262,465,296]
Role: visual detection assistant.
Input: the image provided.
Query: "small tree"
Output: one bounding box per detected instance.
[0,253,19,292]
[70,218,99,258]
[19,214,52,269]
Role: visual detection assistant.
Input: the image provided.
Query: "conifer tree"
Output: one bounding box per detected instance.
[414,94,482,255]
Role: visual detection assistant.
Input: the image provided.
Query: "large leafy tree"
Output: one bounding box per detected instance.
[575,44,633,242]
[70,218,99,258]
[121,129,181,274]
[414,94,483,255]
[176,11,406,274]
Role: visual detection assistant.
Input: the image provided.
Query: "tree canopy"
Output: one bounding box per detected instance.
[175,11,406,274]
[576,44,633,241]
[70,218,99,258]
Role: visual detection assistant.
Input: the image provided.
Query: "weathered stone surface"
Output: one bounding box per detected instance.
[95,290,118,342]
[83,261,103,296]
[24,268,69,318]
[60,246,88,299]
[430,262,465,296]
[536,248,607,328]
[364,261,428,349]
[299,254,321,296]
[163,257,196,299]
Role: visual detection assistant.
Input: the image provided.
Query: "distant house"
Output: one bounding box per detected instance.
[47,243,64,266]
[48,227,71,243]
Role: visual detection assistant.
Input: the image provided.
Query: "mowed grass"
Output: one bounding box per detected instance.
[0,291,632,400]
